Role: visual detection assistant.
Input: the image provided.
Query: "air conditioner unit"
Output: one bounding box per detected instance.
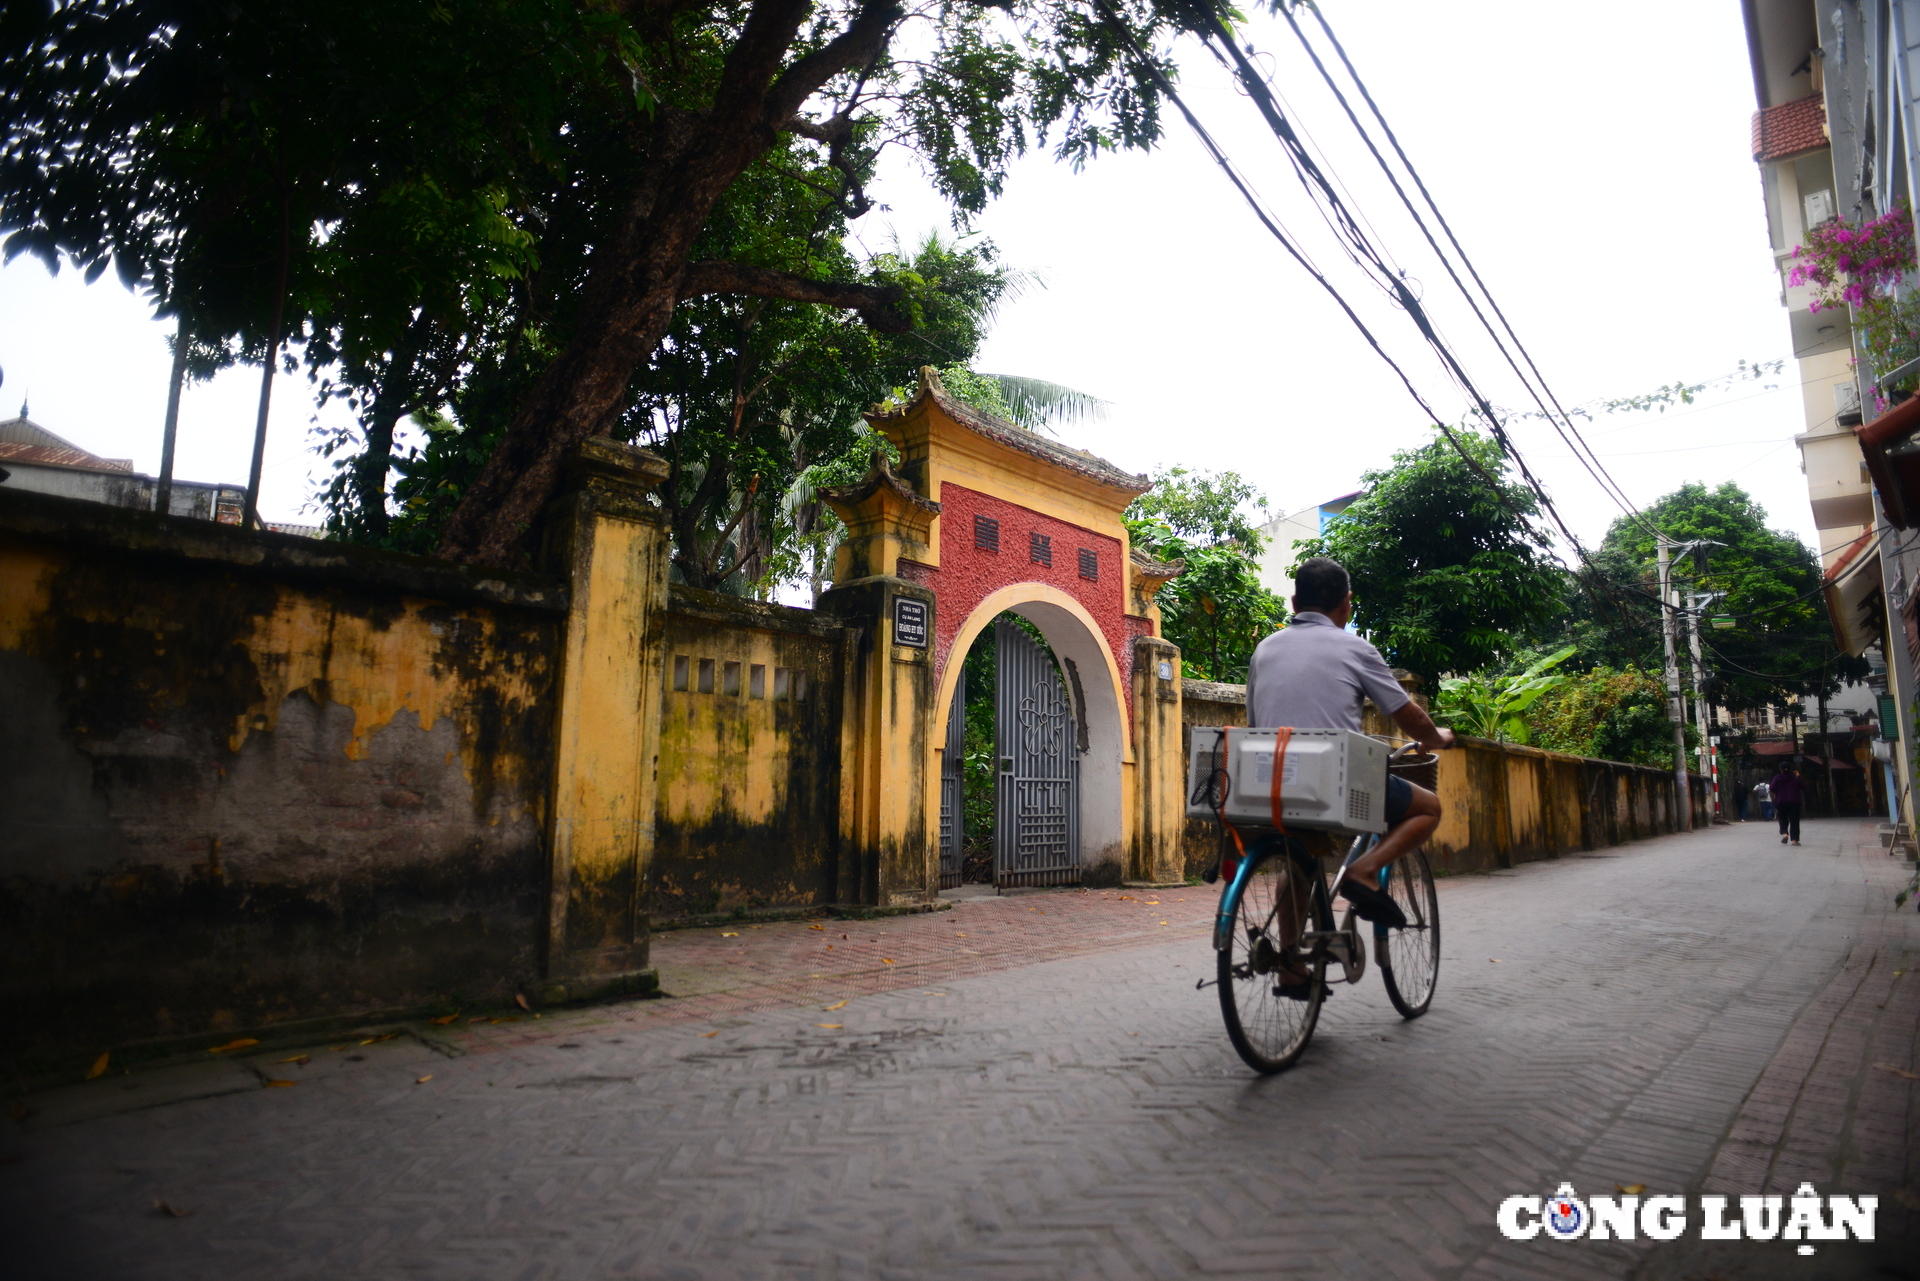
[1185,726,1389,834]
[1805,189,1836,226]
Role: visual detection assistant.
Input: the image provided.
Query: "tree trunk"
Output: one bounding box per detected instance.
[353,315,431,539]
[155,327,187,515]
[244,183,292,532]
[432,0,905,567]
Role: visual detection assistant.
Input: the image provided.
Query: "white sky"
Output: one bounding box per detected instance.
[0,0,1814,553]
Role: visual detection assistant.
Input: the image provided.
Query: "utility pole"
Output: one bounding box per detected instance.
[1657,537,1692,830]
[1685,590,1721,820]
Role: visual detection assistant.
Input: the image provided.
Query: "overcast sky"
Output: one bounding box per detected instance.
[0,0,1812,555]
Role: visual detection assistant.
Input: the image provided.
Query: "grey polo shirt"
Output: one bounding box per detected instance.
[1243,611,1409,732]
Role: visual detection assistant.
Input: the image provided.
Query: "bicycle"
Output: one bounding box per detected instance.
[1209,744,1442,1074]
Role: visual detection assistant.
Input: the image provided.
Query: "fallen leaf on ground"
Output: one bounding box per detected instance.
[86,1052,109,1080]
[1146,900,1161,905]
[923,991,948,996]
[330,1045,351,1051]
[1615,1183,1647,1195]
[721,932,740,937]
[273,1055,311,1066]
[152,1200,193,1218]
[814,1024,843,1029]
[466,1016,489,1023]
[415,1075,433,1084]
[881,958,894,965]
[700,1031,720,1038]
[1118,896,1134,901]
[1872,1062,1920,1080]
[823,1000,848,1011]
[1158,921,1168,926]
[359,1032,400,1046]
[826,945,834,950]
[489,1017,520,1024]
[264,1079,296,1088]
[208,1038,260,1054]
[955,932,966,937]
[514,994,531,1011]
[429,1013,460,1025]
[1489,958,1502,963]
[808,924,826,931]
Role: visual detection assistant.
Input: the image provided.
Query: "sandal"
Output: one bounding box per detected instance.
[1336,874,1409,930]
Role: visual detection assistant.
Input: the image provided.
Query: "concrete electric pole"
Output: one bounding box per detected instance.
[1685,590,1721,819]
[1657,537,1691,830]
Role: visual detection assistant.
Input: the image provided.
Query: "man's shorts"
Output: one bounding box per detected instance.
[1385,773,1414,826]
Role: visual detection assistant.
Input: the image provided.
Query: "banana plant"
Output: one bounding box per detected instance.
[1433,646,1577,744]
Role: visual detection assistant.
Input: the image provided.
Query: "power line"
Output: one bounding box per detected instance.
[1263,4,1658,540]
[1082,1,1660,642]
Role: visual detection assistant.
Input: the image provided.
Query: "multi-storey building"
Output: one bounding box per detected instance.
[1743,0,1920,834]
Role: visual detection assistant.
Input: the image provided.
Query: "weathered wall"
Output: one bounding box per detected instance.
[1427,739,1710,874]
[1178,680,1249,877]
[0,490,563,1059]
[652,586,851,917]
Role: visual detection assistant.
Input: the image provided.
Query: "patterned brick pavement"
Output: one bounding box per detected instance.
[6,819,1916,1280]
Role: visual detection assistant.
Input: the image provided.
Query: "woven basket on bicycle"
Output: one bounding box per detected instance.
[1388,751,1440,792]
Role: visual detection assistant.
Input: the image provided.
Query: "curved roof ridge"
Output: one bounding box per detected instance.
[866,366,1150,496]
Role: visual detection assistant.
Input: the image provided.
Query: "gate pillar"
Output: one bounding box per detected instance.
[1131,636,1185,884]
[817,455,943,906]
[540,438,672,999]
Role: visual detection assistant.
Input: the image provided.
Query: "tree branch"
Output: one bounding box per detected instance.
[677,261,910,332]
[763,0,904,125]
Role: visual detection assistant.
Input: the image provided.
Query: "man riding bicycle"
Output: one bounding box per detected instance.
[1242,556,1456,929]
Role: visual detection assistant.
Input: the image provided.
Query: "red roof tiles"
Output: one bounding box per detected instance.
[1752,94,1828,162]
[0,442,135,471]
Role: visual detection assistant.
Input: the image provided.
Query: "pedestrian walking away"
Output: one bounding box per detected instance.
[1754,778,1772,821]
[1732,778,1750,822]
[1770,764,1804,845]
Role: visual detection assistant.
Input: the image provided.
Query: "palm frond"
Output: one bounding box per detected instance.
[981,373,1110,431]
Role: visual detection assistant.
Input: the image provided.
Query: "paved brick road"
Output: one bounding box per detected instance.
[6,819,1916,1280]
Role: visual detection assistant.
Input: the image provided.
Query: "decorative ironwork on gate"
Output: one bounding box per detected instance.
[994,618,1080,886]
[939,677,965,889]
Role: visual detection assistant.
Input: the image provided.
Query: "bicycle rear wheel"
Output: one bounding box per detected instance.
[1217,845,1331,1074]
[1378,848,1440,1018]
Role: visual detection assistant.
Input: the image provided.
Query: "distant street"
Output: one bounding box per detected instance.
[7,818,1916,1281]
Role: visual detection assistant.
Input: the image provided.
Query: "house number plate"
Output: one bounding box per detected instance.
[893,597,929,648]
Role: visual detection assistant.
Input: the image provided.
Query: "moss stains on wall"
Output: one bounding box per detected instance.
[0,521,560,1062]
[651,587,848,917]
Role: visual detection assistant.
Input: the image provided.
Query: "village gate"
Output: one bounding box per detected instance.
[819,368,1191,900]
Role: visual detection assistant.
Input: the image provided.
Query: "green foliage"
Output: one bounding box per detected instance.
[1591,700,1693,768]
[4,0,1211,562]
[1529,665,1685,765]
[1296,428,1562,686]
[1126,468,1286,683]
[1432,647,1574,744]
[1548,482,1863,711]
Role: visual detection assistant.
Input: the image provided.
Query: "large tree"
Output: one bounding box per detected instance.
[1295,428,1562,686]
[4,0,1200,566]
[1555,482,1865,713]
[1125,466,1287,683]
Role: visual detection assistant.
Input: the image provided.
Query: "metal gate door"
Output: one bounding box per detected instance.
[994,618,1080,887]
[938,676,965,889]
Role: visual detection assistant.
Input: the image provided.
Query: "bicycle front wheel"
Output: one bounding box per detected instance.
[1217,847,1331,1074]
[1378,848,1440,1018]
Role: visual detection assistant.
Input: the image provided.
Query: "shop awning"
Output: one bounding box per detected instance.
[1822,528,1885,656]
[1856,394,1920,528]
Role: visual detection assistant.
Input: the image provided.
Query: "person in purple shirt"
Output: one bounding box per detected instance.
[1770,764,1804,846]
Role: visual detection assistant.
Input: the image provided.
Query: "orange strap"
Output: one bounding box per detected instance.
[1216,726,1292,884]
[1267,726,1293,835]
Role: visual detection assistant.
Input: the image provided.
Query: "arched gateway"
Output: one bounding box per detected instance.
[818,368,1189,900]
